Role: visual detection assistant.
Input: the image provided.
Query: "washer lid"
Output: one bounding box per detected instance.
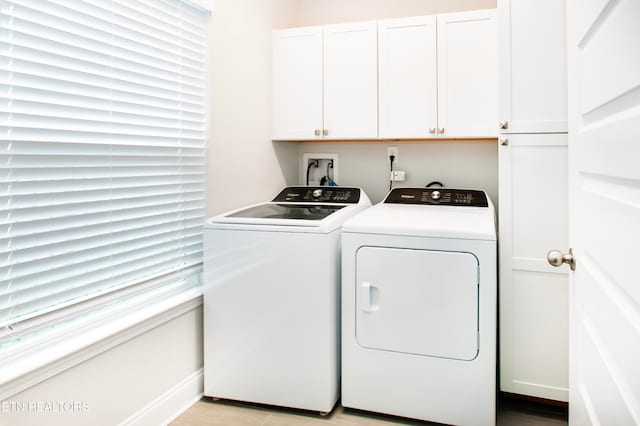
[225,203,346,221]
[204,187,372,232]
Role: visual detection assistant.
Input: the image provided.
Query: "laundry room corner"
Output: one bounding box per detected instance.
[207,0,301,216]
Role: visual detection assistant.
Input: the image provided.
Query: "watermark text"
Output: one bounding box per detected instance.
[1,400,89,413]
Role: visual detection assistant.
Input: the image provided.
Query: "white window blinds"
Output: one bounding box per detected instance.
[0,0,208,332]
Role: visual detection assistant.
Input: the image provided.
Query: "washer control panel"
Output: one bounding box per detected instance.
[272,187,361,204]
[384,188,488,207]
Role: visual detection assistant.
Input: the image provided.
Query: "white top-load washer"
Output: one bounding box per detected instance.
[341,187,497,426]
[203,186,371,413]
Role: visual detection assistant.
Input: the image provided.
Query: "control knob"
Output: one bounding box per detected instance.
[312,189,323,199]
[431,190,441,201]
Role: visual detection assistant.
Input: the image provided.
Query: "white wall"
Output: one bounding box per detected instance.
[208,0,301,215]
[298,141,498,205]
[296,0,496,25]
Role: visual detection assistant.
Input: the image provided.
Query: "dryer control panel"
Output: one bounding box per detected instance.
[272,187,361,204]
[384,188,488,207]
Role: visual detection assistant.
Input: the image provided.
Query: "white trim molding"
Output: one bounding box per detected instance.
[120,369,204,426]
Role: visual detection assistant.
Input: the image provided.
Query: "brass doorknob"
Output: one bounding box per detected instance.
[547,249,575,271]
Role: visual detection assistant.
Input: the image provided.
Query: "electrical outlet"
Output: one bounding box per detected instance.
[390,171,406,181]
[387,147,398,165]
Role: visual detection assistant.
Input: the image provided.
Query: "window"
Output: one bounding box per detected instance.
[0,0,209,346]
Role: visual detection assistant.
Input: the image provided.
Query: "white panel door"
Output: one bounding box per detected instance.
[323,22,378,139]
[356,247,479,361]
[437,10,497,138]
[567,0,640,424]
[498,133,569,401]
[271,27,323,140]
[498,0,567,134]
[378,16,437,139]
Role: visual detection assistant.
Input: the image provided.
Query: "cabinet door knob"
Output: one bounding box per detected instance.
[500,138,509,146]
[547,249,576,271]
[314,129,321,136]
[437,128,445,134]
[322,129,328,136]
[499,120,509,130]
[429,127,436,134]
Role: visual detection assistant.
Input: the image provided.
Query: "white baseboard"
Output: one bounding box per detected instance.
[120,368,204,426]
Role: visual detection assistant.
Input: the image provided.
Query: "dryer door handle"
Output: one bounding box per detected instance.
[359,281,379,313]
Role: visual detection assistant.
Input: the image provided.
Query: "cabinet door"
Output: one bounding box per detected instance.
[323,22,378,139]
[498,0,567,134]
[498,133,569,401]
[271,27,323,140]
[437,10,497,138]
[378,16,437,139]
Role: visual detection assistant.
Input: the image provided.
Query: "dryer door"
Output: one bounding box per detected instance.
[356,246,479,360]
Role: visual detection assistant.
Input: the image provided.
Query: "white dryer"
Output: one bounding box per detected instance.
[341,187,497,425]
[203,186,371,413]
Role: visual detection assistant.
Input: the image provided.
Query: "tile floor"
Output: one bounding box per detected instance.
[171,396,568,426]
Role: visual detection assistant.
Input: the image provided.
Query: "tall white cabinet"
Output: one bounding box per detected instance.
[498,0,569,402]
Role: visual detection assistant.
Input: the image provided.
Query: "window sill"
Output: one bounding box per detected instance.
[0,286,203,401]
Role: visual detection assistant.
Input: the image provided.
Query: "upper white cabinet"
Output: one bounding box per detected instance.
[437,10,497,137]
[271,27,323,141]
[273,10,497,141]
[498,0,567,133]
[378,11,497,139]
[378,16,438,138]
[323,22,378,139]
[271,23,377,140]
